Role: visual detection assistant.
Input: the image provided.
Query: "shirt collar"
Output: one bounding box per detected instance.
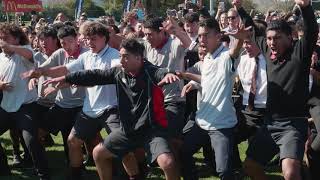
[210,44,225,59]
[92,44,109,57]
[65,46,82,59]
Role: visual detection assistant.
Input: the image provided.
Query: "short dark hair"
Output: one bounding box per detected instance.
[267,20,292,36]
[80,21,110,43]
[198,7,211,19]
[199,18,220,33]
[57,25,77,39]
[143,17,163,32]
[49,22,64,32]
[120,38,145,57]
[37,26,58,39]
[253,20,267,37]
[184,12,199,23]
[0,23,29,45]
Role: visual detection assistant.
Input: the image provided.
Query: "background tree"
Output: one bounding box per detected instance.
[42,0,105,22]
[104,0,123,21]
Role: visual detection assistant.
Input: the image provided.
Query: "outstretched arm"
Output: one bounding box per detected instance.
[21,65,69,79]
[297,0,319,60]
[0,41,33,62]
[177,71,201,83]
[65,68,117,86]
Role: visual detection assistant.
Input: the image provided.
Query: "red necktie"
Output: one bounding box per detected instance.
[247,57,259,111]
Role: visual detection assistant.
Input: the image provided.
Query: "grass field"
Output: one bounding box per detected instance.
[0,130,283,180]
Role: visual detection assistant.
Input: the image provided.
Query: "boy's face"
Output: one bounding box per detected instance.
[243,39,260,58]
[38,35,57,56]
[184,21,198,37]
[198,27,221,53]
[119,48,141,73]
[0,32,19,54]
[144,28,163,48]
[198,46,207,61]
[0,32,19,46]
[59,36,78,56]
[267,30,292,59]
[84,34,106,53]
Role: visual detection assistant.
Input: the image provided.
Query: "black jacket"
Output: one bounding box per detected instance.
[65,61,170,135]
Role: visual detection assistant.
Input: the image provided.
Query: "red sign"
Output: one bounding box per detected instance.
[3,0,43,12]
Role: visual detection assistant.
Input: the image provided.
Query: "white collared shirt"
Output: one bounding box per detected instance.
[66,45,120,118]
[0,46,37,112]
[236,54,267,108]
[143,37,186,102]
[196,44,238,130]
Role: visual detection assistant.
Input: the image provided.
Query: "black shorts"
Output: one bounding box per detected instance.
[71,108,120,142]
[34,103,51,129]
[246,117,308,165]
[46,104,82,135]
[165,101,186,138]
[104,129,171,164]
[235,107,265,143]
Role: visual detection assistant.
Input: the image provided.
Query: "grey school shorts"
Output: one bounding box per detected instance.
[246,117,308,165]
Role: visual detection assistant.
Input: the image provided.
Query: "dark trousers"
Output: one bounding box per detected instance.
[183,113,215,168]
[0,142,10,174]
[0,103,49,178]
[46,104,82,164]
[181,123,235,180]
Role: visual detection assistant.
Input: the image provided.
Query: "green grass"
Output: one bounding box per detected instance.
[0,131,283,180]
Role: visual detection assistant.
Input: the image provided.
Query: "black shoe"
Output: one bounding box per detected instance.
[11,154,23,168]
[22,153,33,168]
[67,167,82,180]
[0,167,11,176]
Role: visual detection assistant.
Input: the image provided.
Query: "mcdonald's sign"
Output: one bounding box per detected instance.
[3,0,43,12]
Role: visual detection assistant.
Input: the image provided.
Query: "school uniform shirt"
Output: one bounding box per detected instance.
[143,37,186,102]
[196,45,238,130]
[0,46,37,112]
[66,45,119,118]
[39,48,87,108]
[34,52,57,107]
[236,53,267,108]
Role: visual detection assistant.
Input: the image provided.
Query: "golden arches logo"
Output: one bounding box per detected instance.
[5,1,18,12]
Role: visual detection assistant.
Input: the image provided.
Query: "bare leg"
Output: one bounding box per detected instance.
[68,132,85,167]
[282,158,302,180]
[157,153,179,180]
[83,133,102,165]
[169,138,183,173]
[122,152,139,177]
[92,143,114,180]
[243,158,268,180]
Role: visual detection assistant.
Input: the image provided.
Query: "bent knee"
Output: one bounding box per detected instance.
[282,158,301,180]
[67,134,82,148]
[93,144,114,161]
[157,153,176,170]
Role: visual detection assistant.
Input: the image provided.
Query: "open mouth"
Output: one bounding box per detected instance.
[270,48,278,60]
[271,48,278,55]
